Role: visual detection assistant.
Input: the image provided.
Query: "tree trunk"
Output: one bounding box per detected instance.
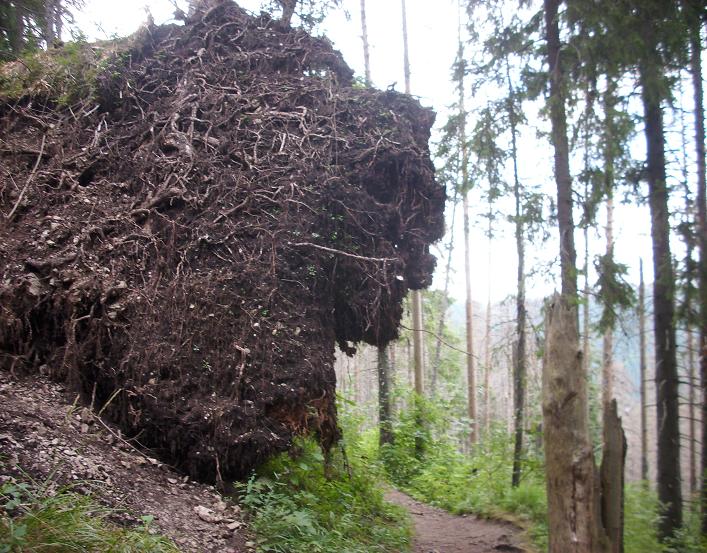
[484,227,492,436]
[378,346,393,446]
[11,4,25,54]
[401,0,424,419]
[600,400,627,553]
[543,295,607,553]
[639,32,682,539]
[639,259,649,483]
[431,198,458,395]
[508,61,526,488]
[545,0,577,300]
[689,16,707,536]
[601,81,616,411]
[454,22,476,447]
[401,0,411,95]
[602,196,614,409]
[688,328,696,495]
[359,0,371,86]
[543,2,606,551]
[279,0,296,27]
[464,192,477,446]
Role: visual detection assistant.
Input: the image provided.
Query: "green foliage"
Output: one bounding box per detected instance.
[235,424,410,553]
[0,37,101,103]
[379,396,547,550]
[624,483,707,553]
[0,479,177,552]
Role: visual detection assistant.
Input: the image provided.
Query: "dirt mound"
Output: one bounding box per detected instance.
[0,0,445,483]
[0,372,252,552]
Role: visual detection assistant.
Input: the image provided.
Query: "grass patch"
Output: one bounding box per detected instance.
[0,478,177,552]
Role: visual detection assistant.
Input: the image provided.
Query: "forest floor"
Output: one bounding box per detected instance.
[0,371,252,552]
[385,489,527,553]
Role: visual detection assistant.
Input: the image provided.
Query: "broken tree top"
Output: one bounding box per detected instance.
[0,0,445,481]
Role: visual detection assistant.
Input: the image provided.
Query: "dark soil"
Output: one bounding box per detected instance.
[385,489,528,553]
[0,371,252,552]
[0,0,445,483]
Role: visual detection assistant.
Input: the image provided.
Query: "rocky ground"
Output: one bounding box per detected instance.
[0,370,252,552]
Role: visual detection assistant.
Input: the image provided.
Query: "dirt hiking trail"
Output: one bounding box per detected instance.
[386,489,528,553]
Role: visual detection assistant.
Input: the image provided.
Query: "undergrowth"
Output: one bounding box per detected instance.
[0,478,177,552]
[373,394,548,550]
[368,391,706,553]
[234,403,410,553]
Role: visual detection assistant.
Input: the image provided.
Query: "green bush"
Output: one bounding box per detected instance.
[0,480,177,552]
[235,414,410,553]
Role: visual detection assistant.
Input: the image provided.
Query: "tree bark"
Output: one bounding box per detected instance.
[638,30,682,539]
[688,328,696,495]
[431,198,458,395]
[543,295,607,553]
[688,14,707,535]
[484,222,492,436]
[543,2,606,551]
[464,192,477,446]
[600,400,627,553]
[545,0,577,300]
[602,82,617,411]
[378,346,393,446]
[455,26,476,446]
[602,198,614,408]
[11,3,25,54]
[508,62,526,488]
[359,0,371,86]
[279,0,296,27]
[401,0,411,95]
[639,259,649,483]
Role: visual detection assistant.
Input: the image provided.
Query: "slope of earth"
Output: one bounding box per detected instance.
[0,371,252,553]
[0,0,445,483]
[385,489,527,553]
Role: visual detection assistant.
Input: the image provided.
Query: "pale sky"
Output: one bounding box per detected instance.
[71,0,662,308]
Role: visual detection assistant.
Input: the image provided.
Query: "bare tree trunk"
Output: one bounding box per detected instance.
[602,193,614,409]
[600,400,627,553]
[401,0,411,95]
[688,329,696,495]
[543,296,607,553]
[11,4,25,54]
[455,26,476,447]
[508,62,526,488]
[431,199,458,395]
[378,346,393,446]
[359,0,371,86]
[639,28,682,539]
[464,192,477,446]
[484,219,492,436]
[689,17,707,535]
[639,259,649,483]
[602,81,616,411]
[543,2,606,550]
[279,0,296,27]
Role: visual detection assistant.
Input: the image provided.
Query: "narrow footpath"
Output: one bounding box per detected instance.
[385,489,527,553]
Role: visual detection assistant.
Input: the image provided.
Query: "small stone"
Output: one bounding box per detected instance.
[194,505,221,524]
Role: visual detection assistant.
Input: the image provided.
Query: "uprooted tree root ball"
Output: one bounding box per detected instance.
[0,0,445,483]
